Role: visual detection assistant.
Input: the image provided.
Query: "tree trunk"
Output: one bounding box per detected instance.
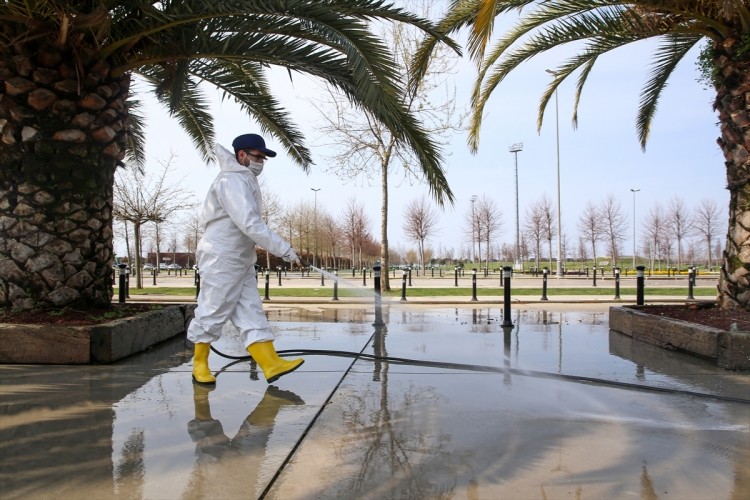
[0,44,130,310]
[134,222,144,289]
[380,158,390,291]
[715,38,750,310]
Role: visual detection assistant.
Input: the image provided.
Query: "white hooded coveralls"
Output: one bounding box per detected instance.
[187,144,294,348]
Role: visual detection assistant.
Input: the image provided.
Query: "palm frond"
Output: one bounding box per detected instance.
[636,33,702,148]
[469,2,635,150]
[136,67,215,163]
[193,60,312,168]
[122,96,147,173]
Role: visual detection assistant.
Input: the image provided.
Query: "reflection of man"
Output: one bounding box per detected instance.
[187,384,305,496]
[187,134,304,386]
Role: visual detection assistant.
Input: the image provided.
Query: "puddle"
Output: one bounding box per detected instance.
[1,306,747,500]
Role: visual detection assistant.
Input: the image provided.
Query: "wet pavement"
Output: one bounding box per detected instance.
[1,303,748,499]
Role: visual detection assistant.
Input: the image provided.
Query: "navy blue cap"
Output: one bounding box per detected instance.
[231,133,277,157]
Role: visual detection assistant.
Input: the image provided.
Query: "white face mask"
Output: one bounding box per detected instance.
[243,156,264,176]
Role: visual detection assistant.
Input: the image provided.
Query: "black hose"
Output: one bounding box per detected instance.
[209,345,750,405]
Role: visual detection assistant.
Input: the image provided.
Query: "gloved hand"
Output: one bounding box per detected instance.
[282,248,300,265]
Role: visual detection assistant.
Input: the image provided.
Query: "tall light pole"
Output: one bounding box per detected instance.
[509,142,523,269]
[470,195,477,263]
[630,188,640,269]
[311,187,320,267]
[546,69,563,278]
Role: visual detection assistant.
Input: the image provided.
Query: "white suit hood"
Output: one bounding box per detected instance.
[196,144,292,271]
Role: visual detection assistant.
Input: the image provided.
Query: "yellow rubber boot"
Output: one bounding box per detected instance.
[247,341,304,383]
[192,343,216,385]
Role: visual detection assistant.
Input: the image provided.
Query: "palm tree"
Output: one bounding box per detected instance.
[415,1,750,311]
[0,0,457,310]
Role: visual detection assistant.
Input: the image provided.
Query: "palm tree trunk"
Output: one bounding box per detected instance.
[715,44,750,310]
[0,45,130,309]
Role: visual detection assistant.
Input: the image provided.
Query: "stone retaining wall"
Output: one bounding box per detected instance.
[0,304,195,364]
[609,305,750,370]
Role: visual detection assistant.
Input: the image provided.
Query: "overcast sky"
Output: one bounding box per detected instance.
[119,8,725,263]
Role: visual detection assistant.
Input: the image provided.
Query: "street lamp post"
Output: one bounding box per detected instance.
[311,187,321,268]
[470,195,477,264]
[546,69,563,278]
[630,188,640,269]
[509,142,523,270]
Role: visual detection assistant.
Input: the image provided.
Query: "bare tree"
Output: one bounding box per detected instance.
[279,203,299,260]
[283,201,313,264]
[500,243,514,264]
[693,198,722,268]
[642,202,666,272]
[340,199,372,270]
[524,201,545,271]
[319,212,343,269]
[577,201,604,267]
[312,0,463,290]
[660,234,675,270]
[476,196,503,268]
[576,237,589,265]
[465,201,479,266]
[666,197,694,269]
[403,197,439,270]
[260,187,286,268]
[560,232,570,270]
[182,209,202,269]
[600,194,628,267]
[113,157,195,288]
[536,195,557,270]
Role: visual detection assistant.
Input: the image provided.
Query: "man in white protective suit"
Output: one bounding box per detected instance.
[187,133,304,385]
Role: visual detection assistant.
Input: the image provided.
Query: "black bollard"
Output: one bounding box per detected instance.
[263,271,270,301]
[592,266,597,287]
[125,268,130,299]
[431,266,434,278]
[118,264,127,303]
[195,268,201,298]
[332,269,339,301]
[454,266,459,287]
[362,267,367,286]
[636,265,645,305]
[353,268,356,278]
[471,268,478,301]
[541,267,548,301]
[688,268,695,300]
[501,266,513,327]
[400,270,407,301]
[408,267,412,286]
[614,267,621,299]
[373,265,384,326]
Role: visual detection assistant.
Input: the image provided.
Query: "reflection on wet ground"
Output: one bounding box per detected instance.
[1,305,748,499]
